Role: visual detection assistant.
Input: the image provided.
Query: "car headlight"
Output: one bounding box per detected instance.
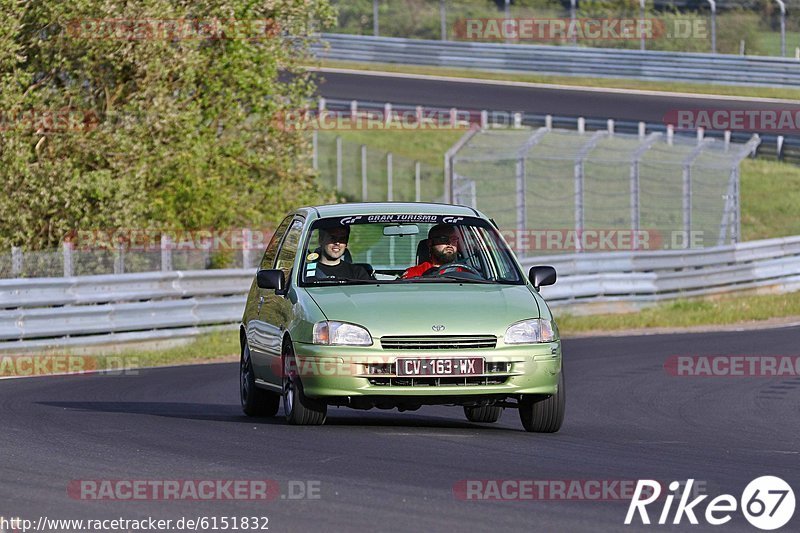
[313,321,373,346]
[504,319,556,344]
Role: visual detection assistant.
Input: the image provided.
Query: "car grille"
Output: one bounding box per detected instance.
[367,376,509,387]
[380,335,497,350]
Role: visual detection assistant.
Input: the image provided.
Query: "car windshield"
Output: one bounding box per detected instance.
[299,215,524,286]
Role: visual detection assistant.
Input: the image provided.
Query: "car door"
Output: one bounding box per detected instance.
[255,217,304,388]
[246,215,292,384]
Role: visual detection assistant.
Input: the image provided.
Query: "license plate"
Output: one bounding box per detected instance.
[396,357,484,376]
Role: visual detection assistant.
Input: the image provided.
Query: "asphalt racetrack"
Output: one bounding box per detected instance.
[313,69,800,132]
[2,326,798,532]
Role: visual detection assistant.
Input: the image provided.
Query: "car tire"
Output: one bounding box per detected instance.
[519,370,565,433]
[282,342,327,426]
[464,405,503,423]
[240,342,280,417]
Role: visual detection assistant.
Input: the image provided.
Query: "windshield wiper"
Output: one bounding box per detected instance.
[306,278,382,285]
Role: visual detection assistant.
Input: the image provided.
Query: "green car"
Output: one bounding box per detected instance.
[239,203,564,432]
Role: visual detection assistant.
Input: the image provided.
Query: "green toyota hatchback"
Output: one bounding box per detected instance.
[239,203,564,432]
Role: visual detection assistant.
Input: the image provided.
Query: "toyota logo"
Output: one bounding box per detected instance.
[432,324,445,332]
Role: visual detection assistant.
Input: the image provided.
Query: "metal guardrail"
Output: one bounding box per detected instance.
[2,236,800,348]
[0,270,252,351]
[315,33,800,88]
[523,235,800,313]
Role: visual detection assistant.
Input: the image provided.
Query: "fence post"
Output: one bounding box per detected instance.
[707,0,716,54]
[415,161,421,202]
[373,0,379,37]
[516,155,526,252]
[440,0,447,40]
[114,242,125,274]
[242,228,252,269]
[639,0,646,51]
[161,234,172,272]
[312,130,318,171]
[570,0,577,46]
[776,0,786,57]
[387,152,393,201]
[336,136,342,192]
[361,145,368,201]
[63,241,73,277]
[11,246,22,277]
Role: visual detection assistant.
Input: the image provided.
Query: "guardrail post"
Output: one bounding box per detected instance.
[607,119,614,136]
[513,112,522,129]
[361,145,368,201]
[387,152,393,201]
[63,241,73,277]
[416,105,423,124]
[667,124,674,145]
[350,100,358,117]
[638,122,646,140]
[777,135,785,161]
[11,246,22,277]
[545,115,552,130]
[161,235,172,272]
[724,130,731,151]
[318,97,326,113]
[384,102,392,127]
[480,110,488,129]
[415,161,421,202]
[450,107,458,127]
[336,136,342,192]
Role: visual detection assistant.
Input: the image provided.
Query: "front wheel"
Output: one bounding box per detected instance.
[240,343,280,417]
[283,343,327,425]
[464,405,503,423]
[519,370,565,433]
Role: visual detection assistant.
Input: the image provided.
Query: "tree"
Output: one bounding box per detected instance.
[0,0,336,250]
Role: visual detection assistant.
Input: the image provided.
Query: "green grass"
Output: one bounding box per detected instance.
[556,291,800,335]
[740,158,800,241]
[314,60,800,101]
[756,30,800,57]
[110,329,239,368]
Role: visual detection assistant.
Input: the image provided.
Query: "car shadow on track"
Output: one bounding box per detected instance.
[37,401,519,431]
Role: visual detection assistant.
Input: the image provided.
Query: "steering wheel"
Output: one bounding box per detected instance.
[422,262,483,278]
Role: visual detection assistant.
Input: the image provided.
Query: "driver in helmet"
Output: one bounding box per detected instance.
[402,223,460,279]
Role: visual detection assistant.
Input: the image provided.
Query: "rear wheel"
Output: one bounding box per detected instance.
[240,343,280,417]
[464,405,503,423]
[519,370,565,433]
[283,342,327,425]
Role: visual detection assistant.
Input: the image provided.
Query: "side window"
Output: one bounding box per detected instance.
[275,219,304,283]
[260,216,293,270]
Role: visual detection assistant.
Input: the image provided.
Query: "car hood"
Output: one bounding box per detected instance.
[304,283,540,339]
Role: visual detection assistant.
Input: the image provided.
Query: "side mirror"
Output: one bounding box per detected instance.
[257,269,285,293]
[529,266,557,291]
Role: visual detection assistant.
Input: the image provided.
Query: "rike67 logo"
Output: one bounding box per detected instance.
[625,477,795,530]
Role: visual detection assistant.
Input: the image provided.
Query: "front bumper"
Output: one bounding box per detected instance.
[291,341,562,398]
